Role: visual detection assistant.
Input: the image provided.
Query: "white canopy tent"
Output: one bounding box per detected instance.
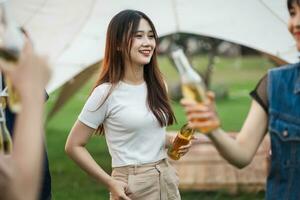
[8,0,297,94]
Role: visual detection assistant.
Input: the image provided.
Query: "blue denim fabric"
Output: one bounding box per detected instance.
[266,63,300,200]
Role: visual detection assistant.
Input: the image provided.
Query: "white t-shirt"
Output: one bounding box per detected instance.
[78,81,167,167]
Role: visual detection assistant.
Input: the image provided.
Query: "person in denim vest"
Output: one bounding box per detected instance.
[181,0,300,199]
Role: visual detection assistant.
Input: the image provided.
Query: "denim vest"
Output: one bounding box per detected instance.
[266,63,300,200]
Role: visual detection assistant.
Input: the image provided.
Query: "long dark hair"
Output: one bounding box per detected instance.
[288,0,300,10]
[93,9,176,134]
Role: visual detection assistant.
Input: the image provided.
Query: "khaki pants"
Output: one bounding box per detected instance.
[110,159,181,200]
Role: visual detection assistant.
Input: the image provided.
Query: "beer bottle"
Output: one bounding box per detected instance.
[0,122,3,152]
[171,48,207,104]
[167,124,195,160]
[0,1,24,113]
[0,96,5,152]
[167,48,219,160]
[0,121,12,154]
[0,108,12,154]
[5,75,21,113]
[171,48,219,133]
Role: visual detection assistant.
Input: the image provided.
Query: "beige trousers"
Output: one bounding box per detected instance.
[110,159,181,200]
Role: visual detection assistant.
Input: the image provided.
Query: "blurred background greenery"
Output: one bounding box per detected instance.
[46,55,273,199]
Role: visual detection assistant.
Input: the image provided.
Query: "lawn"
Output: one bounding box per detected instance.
[45,55,274,199]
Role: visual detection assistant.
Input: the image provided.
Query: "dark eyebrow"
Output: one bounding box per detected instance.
[288,2,298,11]
[135,30,154,34]
[288,6,295,13]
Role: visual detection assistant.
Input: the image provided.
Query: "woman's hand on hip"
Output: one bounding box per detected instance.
[109,179,131,200]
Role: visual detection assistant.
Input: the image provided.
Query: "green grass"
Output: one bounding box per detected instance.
[45,55,273,199]
[180,191,265,200]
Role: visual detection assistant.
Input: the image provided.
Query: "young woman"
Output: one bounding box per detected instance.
[65,10,190,200]
[181,1,300,199]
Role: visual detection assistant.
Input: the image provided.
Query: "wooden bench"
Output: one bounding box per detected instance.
[168,133,270,194]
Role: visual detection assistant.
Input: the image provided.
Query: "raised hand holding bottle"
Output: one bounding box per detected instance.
[171,48,219,134]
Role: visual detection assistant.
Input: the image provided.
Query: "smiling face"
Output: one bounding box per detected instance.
[127,18,156,67]
[288,1,300,50]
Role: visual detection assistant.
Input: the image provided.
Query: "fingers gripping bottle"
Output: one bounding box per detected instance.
[168,124,195,160]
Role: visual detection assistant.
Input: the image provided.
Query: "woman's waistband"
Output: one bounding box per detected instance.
[112,159,169,175]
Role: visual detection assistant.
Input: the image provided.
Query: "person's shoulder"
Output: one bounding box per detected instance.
[268,62,300,74]
[84,83,112,111]
[92,83,112,95]
[94,82,112,91]
[268,63,300,83]
[88,83,112,101]
[259,73,268,82]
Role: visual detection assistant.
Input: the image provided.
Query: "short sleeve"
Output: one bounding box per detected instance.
[249,74,268,113]
[78,84,110,129]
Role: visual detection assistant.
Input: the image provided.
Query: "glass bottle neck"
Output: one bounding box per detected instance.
[171,48,202,84]
[171,48,192,75]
